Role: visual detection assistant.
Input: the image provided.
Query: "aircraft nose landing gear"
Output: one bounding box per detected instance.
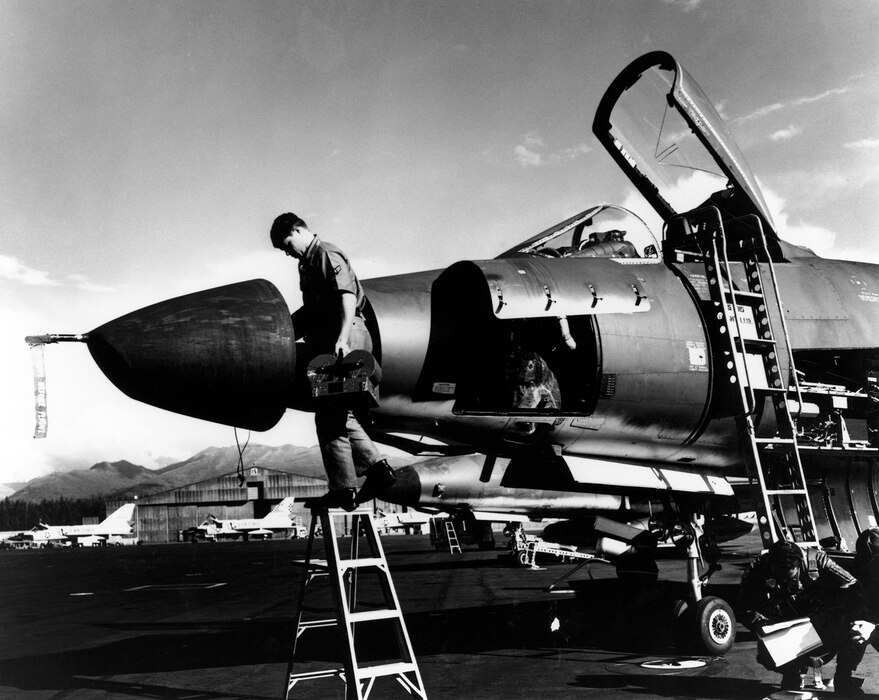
[671,511,737,655]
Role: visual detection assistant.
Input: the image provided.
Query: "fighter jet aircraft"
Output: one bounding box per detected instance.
[22,502,136,547]
[182,497,299,542]
[30,52,879,654]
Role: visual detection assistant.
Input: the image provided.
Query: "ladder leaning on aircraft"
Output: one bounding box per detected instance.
[666,207,819,552]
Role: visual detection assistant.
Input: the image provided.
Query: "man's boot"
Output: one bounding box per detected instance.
[304,488,357,512]
[356,460,396,503]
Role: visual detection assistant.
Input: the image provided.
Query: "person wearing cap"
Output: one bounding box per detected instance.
[270,213,395,511]
[740,539,860,692]
[833,527,879,695]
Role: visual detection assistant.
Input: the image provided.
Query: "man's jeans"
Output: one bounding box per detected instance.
[313,316,382,490]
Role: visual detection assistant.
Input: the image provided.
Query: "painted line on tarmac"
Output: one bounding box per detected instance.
[641,658,707,670]
[125,583,228,591]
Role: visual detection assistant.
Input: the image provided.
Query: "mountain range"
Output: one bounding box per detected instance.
[9,444,331,502]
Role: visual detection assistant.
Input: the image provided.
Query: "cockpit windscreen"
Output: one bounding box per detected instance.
[502,204,660,260]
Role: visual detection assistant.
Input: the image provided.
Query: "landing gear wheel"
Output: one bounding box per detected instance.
[517,550,530,567]
[693,596,736,655]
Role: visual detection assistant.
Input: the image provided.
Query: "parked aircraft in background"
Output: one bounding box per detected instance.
[35,52,879,654]
[183,497,298,542]
[16,503,136,547]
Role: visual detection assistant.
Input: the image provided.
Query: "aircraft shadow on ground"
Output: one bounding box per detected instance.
[0,575,749,696]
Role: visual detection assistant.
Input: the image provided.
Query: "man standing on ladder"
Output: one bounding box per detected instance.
[270,212,395,511]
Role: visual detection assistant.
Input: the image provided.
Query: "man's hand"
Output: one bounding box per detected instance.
[334,340,350,359]
[747,612,769,635]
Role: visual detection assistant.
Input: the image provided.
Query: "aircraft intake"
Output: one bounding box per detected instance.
[85,279,295,431]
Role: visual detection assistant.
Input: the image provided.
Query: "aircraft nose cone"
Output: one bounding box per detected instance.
[381,466,421,507]
[86,279,295,431]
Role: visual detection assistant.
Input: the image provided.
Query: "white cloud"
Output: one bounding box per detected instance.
[736,88,849,124]
[660,0,703,11]
[553,143,592,161]
[769,125,803,141]
[66,274,116,293]
[514,133,592,168]
[0,255,59,286]
[515,144,543,167]
[524,132,545,148]
[737,102,785,123]
[844,138,879,150]
[762,186,836,256]
[792,87,850,107]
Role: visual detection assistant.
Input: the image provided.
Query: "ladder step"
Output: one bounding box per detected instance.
[289,668,344,682]
[764,489,808,496]
[336,557,386,569]
[355,662,419,681]
[348,608,401,623]
[724,289,764,301]
[298,618,337,630]
[742,337,776,348]
[293,558,329,570]
[756,437,796,444]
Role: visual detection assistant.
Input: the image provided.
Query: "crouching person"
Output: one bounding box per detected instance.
[740,540,860,692]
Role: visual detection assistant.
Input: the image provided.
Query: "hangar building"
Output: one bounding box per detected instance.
[107,465,374,543]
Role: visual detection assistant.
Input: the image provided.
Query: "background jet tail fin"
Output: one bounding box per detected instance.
[101,503,136,526]
[268,497,297,515]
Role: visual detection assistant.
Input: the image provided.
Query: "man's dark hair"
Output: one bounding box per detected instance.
[270,212,307,248]
[767,540,803,568]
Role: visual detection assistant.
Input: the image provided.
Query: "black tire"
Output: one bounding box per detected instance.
[671,598,689,624]
[517,550,530,567]
[693,596,736,655]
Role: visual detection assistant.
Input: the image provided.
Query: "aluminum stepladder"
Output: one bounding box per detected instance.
[284,506,427,700]
[667,207,820,550]
[443,521,462,554]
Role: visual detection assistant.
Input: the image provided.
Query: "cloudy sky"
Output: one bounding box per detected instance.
[2,0,878,483]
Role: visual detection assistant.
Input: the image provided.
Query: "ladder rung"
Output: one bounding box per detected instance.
[724,289,764,301]
[293,558,329,570]
[754,387,787,394]
[756,437,796,444]
[289,668,344,682]
[742,337,776,347]
[337,557,386,569]
[348,608,400,623]
[356,662,419,680]
[764,489,808,496]
[298,618,337,630]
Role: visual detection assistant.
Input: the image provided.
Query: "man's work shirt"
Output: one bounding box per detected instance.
[740,548,857,631]
[298,236,366,342]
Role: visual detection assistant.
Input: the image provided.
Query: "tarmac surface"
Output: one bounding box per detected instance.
[1,527,877,700]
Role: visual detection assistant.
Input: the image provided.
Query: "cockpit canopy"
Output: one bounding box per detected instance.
[592,51,776,237]
[499,204,660,260]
